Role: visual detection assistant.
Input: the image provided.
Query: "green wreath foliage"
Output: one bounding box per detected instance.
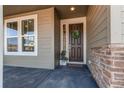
[72,30,80,39]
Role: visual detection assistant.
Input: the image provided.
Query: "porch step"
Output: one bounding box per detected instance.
[67,63,83,68]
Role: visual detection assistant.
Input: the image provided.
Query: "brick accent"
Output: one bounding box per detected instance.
[88,43,124,88]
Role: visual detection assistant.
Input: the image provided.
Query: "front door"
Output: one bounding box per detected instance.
[69,23,83,62]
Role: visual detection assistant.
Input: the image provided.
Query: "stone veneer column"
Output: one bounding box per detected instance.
[88,43,124,88]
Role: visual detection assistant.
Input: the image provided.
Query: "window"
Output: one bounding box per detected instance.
[6,22,18,52]
[4,14,37,56]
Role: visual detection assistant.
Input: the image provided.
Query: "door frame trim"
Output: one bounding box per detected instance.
[60,17,86,64]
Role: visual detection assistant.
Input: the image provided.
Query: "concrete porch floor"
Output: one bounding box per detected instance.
[3,65,98,88]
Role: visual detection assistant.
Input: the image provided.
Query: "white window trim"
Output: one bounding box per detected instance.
[4,14,38,56]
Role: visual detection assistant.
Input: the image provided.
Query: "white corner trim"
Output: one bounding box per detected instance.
[4,14,38,56]
[0,5,3,88]
[60,17,87,64]
[110,5,122,43]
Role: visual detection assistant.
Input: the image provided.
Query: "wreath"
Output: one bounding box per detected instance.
[72,30,80,39]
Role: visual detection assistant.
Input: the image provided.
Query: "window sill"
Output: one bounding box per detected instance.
[4,52,38,56]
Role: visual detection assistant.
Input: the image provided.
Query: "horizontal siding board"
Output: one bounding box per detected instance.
[88,29,107,44]
[87,18,107,40]
[87,5,110,61]
[87,7,107,35]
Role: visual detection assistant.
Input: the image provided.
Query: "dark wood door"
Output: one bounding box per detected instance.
[69,23,83,62]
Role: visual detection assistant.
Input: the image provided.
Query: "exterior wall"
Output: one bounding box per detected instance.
[86,5,111,87]
[87,5,124,88]
[4,8,55,69]
[87,5,110,61]
[90,44,124,88]
[109,5,124,87]
[0,5,3,88]
[109,44,124,87]
[54,9,60,67]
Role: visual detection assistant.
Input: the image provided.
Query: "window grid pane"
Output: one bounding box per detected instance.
[7,22,18,36]
[7,37,18,52]
[22,19,34,36]
[22,36,35,52]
